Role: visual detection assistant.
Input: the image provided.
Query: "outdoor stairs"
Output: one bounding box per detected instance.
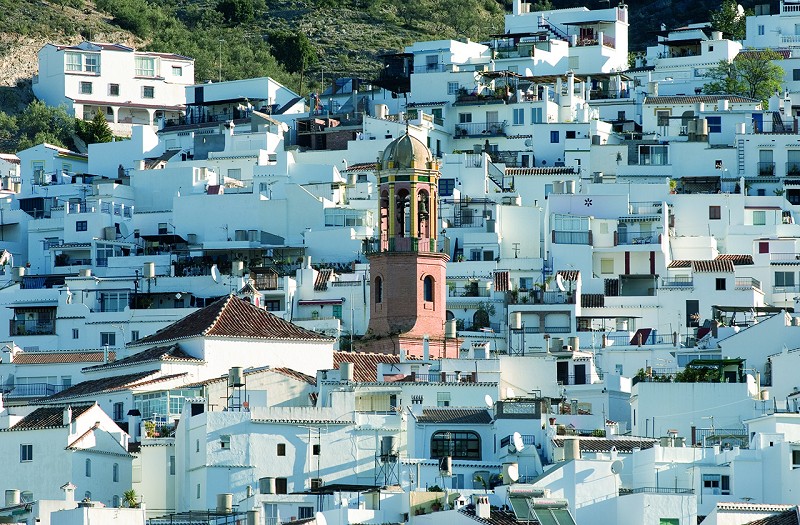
[539,17,570,43]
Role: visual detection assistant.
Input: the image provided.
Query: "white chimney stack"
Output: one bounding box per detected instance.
[128,409,141,442]
[475,495,490,519]
[423,335,430,363]
[63,406,72,426]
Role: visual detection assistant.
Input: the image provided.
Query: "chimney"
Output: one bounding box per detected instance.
[103,344,110,363]
[127,409,141,442]
[423,335,430,363]
[63,406,72,426]
[475,495,490,519]
[60,482,76,502]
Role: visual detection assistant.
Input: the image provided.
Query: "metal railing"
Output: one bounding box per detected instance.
[363,237,439,255]
[617,232,659,245]
[6,383,67,398]
[787,162,800,177]
[552,231,591,245]
[454,122,507,138]
[757,162,775,176]
[544,326,571,333]
[604,333,676,346]
[628,202,664,215]
[770,253,800,262]
[499,434,536,448]
[448,285,491,298]
[661,276,693,288]
[735,277,761,290]
[9,319,56,336]
[773,285,800,294]
[619,487,694,496]
[541,291,574,304]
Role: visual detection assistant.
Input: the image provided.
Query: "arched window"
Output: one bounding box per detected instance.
[423,275,434,302]
[375,276,383,304]
[113,463,119,482]
[85,458,91,477]
[112,495,120,508]
[430,431,481,460]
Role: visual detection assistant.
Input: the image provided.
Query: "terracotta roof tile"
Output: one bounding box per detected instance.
[417,408,492,424]
[668,260,691,268]
[645,95,759,104]
[315,269,333,291]
[2,404,95,431]
[459,507,521,525]
[744,509,799,525]
[271,367,317,385]
[716,254,754,265]
[342,162,378,173]
[82,344,201,372]
[333,352,401,382]
[692,259,735,273]
[40,371,186,403]
[557,270,580,281]
[581,294,604,308]
[13,351,116,365]
[551,436,658,453]
[505,167,580,176]
[131,295,333,346]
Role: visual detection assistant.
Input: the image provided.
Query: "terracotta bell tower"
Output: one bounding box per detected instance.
[361,133,456,358]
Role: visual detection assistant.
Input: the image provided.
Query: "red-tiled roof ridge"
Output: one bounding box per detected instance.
[557,270,580,281]
[742,508,799,525]
[716,254,754,265]
[271,367,317,385]
[417,408,493,424]
[14,351,117,365]
[81,344,201,372]
[315,268,333,291]
[38,371,186,403]
[130,295,333,346]
[2,404,95,432]
[692,259,735,273]
[333,351,402,382]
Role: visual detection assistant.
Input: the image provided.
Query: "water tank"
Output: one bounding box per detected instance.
[380,436,397,458]
[375,104,389,120]
[760,390,770,401]
[510,311,522,330]
[79,269,92,277]
[340,362,354,382]
[793,316,800,327]
[564,180,576,194]
[720,99,729,111]
[228,367,244,387]
[143,262,155,279]
[247,509,260,525]
[563,438,581,460]
[711,30,723,40]
[103,226,117,241]
[445,319,457,339]
[552,181,565,194]
[11,266,25,282]
[615,318,628,331]
[568,336,579,353]
[697,118,709,136]
[550,337,564,353]
[5,490,20,507]
[259,477,276,494]
[216,493,233,513]
[232,260,244,277]
[736,122,746,135]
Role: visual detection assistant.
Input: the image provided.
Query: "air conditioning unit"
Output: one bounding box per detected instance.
[310,478,324,490]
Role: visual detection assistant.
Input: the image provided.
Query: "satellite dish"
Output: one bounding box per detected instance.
[506,463,519,482]
[315,512,328,525]
[524,139,533,148]
[210,264,220,283]
[556,273,566,292]
[118,222,129,238]
[484,394,494,408]
[610,460,624,475]
[506,387,516,399]
[510,432,525,453]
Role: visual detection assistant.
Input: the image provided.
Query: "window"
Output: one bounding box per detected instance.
[172,66,183,76]
[158,223,169,235]
[709,206,721,220]
[169,455,176,475]
[84,54,99,73]
[759,241,769,254]
[716,278,727,291]
[425,54,439,71]
[451,473,465,489]
[601,258,614,275]
[299,507,314,519]
[113,495,120,507]
[566,130,576,139]
[618,110,626,121]
[758,25,765,36]
[85,458,92,477]
[550,130,559,143]
[792,450,800,468]
[79,81,92,95]
[66,52,82,71]
[142,86,155,99]
[66,52,99,73]
[423,275,434,302]
[702,474,730,495]
[277,443,286,456]
[72,328,79,339]
[101,332,116,347]
[196,484,201,499]
[430,430,481,459]
[20,444,32,462]
[113,402,124,421]
[659,520,679,525]
[76,220,88,231]
[752,210,766,226]
[519,277,533,291]
[375,276,383,303]
[131,330,139,342]
[100,291,129,312]
[448,82,459,95]
[109,84,120,96]
[437,392,451,407]
[657,110,670,126]
[331,304,342,320]
[459,113,472,123]
[776,271,795,289]
[513,108,524,125]
[135,56,156,77]
[707,116,722,133]
[313,444,321,455]
[439,178,455,197]
[113,463,119,482]
[531,107,543,123]
[220,435,231,449]
[275,478,288,495]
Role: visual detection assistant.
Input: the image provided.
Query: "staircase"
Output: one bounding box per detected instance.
[539,16,570,43]
[736,138,745,176]
[487,161,511,191]
[772,111,789,133]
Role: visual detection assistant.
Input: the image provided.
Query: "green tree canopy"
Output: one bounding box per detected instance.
[268,32,318,74]
[77,110,114,144]
[710,0,750,41]
[703,49,784,106]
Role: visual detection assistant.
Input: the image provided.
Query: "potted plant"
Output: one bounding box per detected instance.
[431,498,443,512]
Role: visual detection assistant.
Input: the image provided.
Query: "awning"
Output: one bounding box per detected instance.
[141,234,187,244]
[298,299,343,306]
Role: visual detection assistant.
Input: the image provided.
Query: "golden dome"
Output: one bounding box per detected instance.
[381,133,432,169]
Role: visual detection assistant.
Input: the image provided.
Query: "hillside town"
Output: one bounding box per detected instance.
[2,1,800,525]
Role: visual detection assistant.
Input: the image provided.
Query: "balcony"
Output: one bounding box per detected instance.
[363,237,439,255]
[499,434,536,448]
[770,253,800,263]
[787,162,800,178]
[617,232,659,246]
[773,285,800,294]
[619,487,694,496]
[735,277,762,291]
[9,319,56,336]
[5,382,66,398]
[454,93,507,106]
[758,162,775,177]
[628,201,664,215]
[454,121,507,138]
[552,231,591,245]
[449,283,491,298]
[661,276,693,288]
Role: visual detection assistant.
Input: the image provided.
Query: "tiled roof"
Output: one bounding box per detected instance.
[41,370,185,402]
[417,408,492,424]
[13,351,116,365]
[82,344,201,372]
[2,404,95,432]
[581,294,604,308]
[668,260,691,268]
[343,162,378,173]
[333,352,401,382]
[739,49,791,60]
[552,436,658,453]
[716,254,754,265]
[505,167,580,176]
[719,503,796,513]
[406,101,448,108]
[644,95,759,104]
[272,367,317,385]
[0,153,20,164]
[744,509,799,525]
[131,295,333,346]
[314,269,333,291]
[557,270,580,281]
[459,507,521,525]
[692,259,735,273]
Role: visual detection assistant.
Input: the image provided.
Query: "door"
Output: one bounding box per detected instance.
[686,299,700,327]
[573,364,587,385]
[557,361,569,385]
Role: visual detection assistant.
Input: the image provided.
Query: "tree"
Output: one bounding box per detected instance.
[710,0,749,41]
[703,49,784,106]
[122,489,139,508]
[215,0,257,24]
[268,32,317,74]
[83,110,114,144]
